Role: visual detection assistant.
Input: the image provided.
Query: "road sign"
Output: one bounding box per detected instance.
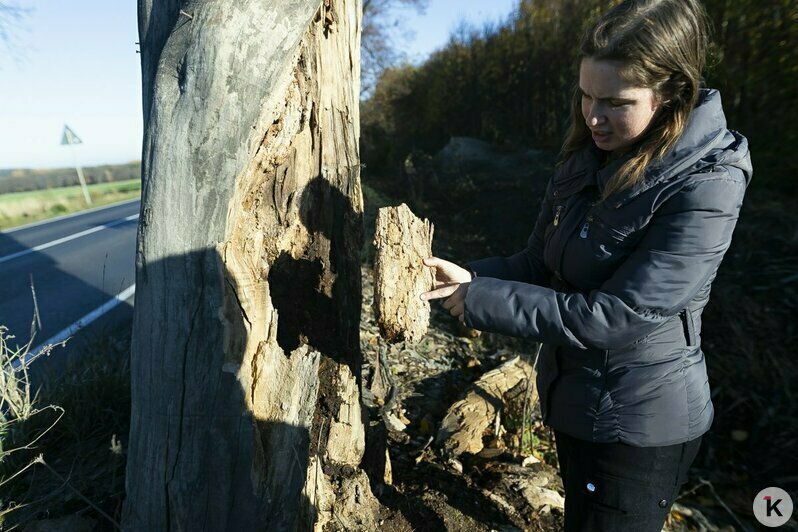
[61,124,83,145]
[60,124,91,204]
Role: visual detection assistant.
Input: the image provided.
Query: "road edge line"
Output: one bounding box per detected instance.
[15,284,137,370]
[0,214,139,265]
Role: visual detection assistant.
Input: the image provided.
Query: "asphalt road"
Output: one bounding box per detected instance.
[0,199,140,366]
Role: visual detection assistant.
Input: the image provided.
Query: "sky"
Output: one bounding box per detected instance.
[0,0,517,170]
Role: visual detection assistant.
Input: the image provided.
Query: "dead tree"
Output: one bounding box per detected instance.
[123,1,380,530]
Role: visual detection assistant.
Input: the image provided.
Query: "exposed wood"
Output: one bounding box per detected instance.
[436,356,537,458]
[124,1,381,530]
[373,203,434,343]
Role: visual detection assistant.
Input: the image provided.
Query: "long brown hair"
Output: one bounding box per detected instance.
[560,0,711,202]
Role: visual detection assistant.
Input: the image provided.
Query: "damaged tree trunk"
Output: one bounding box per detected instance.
[124,1,379,530]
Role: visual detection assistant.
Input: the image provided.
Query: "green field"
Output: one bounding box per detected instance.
[0,179,141,230]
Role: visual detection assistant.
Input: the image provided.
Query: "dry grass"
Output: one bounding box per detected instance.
[0,327,65,527]
[0,327,129,530]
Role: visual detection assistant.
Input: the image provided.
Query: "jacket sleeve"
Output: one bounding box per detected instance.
[466,179,553,286]
[463,172,747,350]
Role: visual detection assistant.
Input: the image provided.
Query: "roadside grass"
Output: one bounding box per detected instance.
[0,328,130,530]
[0,179,141,231]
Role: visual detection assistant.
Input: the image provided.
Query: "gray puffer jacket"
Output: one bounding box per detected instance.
[464,89,752,447]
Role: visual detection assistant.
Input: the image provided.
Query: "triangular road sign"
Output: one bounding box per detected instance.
[61,124,83,145]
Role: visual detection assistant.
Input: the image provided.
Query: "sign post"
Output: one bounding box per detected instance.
[60,125,91,205]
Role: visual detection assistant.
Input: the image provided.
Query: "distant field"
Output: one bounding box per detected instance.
[0,179,141,230]
[0,162,140,194]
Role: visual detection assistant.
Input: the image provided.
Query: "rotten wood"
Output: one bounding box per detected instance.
[437,356,537,458]
[372,203,435,343]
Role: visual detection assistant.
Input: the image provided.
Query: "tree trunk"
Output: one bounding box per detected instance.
[124,1,379,530]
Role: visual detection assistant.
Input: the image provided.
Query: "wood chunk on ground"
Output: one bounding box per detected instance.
[373,203,435,343]
[436,356,537,458]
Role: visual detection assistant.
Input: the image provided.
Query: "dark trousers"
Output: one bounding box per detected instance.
[554,429,702,532]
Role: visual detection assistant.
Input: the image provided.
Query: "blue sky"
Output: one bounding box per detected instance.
[0,0,517,170]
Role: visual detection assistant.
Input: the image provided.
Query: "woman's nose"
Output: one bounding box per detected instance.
[584,101,607,126]
[588,115,605,126]
[586,107,606,127]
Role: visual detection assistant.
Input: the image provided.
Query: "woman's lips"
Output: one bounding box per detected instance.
[592,130,611,141]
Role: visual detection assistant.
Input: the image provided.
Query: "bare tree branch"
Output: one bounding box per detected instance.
[362,0,428,96]
[0,2,32,63]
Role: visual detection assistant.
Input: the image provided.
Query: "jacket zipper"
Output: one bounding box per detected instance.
[580,214,593,238]
[553,205,564,226]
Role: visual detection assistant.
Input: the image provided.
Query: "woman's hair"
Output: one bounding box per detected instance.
[560,0,711,202]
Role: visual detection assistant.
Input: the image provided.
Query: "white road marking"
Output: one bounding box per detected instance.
[2,197,140,234]
[14,283,136,369]
[0,214,138,265]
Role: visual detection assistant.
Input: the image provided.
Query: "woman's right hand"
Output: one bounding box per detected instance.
[420,257,473,323]
[423,256,472,285]
[420,257,472,301]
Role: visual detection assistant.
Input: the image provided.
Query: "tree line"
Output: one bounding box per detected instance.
[361,0,796,196]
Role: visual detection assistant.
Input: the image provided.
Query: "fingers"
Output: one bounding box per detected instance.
[421,283,459,301]
[423,257,446,288]
[423,256,471,284]
[420,282,469,324]
[424,256,456,274]
[448,300,464,318]
[440,287,465,317]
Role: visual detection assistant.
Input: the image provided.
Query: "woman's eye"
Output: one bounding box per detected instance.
[610,101,626,108]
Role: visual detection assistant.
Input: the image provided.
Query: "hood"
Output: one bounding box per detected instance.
[562,89,753,207]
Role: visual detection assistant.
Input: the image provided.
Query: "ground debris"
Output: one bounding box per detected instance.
[437,356,537,459]
[361,262,562,530]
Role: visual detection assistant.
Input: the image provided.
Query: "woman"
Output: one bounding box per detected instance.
[421,0,751,530]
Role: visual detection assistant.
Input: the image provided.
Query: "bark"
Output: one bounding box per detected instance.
[372,203,434,343]
[124,1,380,530]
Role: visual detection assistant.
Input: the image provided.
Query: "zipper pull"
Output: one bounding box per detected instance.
[579,214,594,238]
[553,205,563,226]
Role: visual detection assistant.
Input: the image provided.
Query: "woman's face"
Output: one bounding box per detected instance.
[579,58,662,153]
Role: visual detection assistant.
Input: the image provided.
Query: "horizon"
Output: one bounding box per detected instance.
[0,160,142,174]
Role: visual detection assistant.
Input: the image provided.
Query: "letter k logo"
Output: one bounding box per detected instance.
[765,495,783,517]
[754,487,792,526]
